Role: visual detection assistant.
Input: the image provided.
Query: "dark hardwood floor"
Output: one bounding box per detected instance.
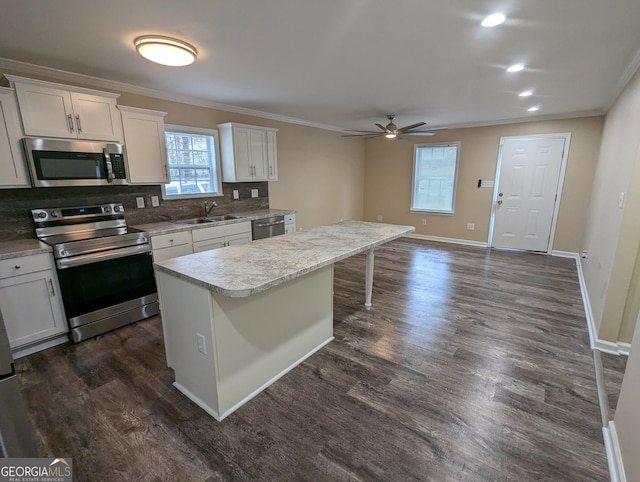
[15,238,625,481]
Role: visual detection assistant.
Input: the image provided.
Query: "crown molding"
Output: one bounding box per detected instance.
[608,45,640,111]
[0,57,345,133]
[0,57,610,136]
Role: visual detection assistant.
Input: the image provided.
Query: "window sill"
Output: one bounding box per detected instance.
[410,209,455,216]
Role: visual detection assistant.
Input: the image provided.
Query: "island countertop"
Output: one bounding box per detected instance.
[154,220,414,297]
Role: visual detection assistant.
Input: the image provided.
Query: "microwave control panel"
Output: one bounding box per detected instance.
[110,153,127,179]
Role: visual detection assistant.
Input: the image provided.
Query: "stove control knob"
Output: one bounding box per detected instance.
[60,250,67,257]
[37,212,46,219]
[113,205,121,212]
[50,211,59,218]
[104,206,111,213]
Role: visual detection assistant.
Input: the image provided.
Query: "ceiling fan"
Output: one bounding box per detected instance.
[342,115,447,139]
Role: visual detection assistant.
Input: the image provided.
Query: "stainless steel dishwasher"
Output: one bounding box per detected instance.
[252,215,285,240]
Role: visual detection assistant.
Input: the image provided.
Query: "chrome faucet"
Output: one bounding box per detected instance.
[204,200,217,217]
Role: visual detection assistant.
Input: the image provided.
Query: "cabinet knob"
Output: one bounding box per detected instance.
[14,265,21,269]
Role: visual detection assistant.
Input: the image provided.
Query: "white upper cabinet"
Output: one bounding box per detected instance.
[218,122,278,182]
[118,106,169,184]
[0,88,30,188]
[266,129,278,180]
[7,75,123,142]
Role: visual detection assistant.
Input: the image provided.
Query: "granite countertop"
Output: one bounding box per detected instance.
[154,221,415,297]
[0,239,52,260]
[133,208,295,236]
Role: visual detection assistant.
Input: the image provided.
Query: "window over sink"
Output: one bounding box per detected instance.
[162,124,223,199]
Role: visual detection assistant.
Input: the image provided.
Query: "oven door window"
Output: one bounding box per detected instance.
[56,252,156,319]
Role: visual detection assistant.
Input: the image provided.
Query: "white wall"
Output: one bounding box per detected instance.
[581,67,640,342]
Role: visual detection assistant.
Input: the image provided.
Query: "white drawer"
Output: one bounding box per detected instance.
[151,231,192,250]
[0,253,53,280]
[284,214,295,224]
[192,221,251,243]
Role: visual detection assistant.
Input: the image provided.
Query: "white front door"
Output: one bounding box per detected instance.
[491,136,566,252]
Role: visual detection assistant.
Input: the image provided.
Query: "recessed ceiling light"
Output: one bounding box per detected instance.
[527,106,540,112]
[507,64,525,73]
[135,35,197,66]
[519,91,533,97]
[481,13,506,27]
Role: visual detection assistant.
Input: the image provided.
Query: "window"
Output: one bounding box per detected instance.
[162,124,223,199]
[410,142,460,214]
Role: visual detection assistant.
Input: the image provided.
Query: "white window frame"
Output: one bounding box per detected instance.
[410,142,460,214]
[161,124,224,200]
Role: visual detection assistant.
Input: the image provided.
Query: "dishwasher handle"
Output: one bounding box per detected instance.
[254,219,285,228]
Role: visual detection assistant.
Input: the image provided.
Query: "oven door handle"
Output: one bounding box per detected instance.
[56,244,151,269]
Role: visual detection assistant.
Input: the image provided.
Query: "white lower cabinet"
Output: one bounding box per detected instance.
[0,253,67,350]
[285,214,296,234]
[150,231,193,262]
[192,222,252,253]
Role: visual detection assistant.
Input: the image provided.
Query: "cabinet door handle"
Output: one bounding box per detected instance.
[75,115,82,133]
[269,166,273,176]
[48,278,56,297]
[67,114,74,132]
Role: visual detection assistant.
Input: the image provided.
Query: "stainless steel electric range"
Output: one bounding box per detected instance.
[32,203,159,342]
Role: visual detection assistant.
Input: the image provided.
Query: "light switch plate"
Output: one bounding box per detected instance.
[251,189,259,198]
[233,190,239,200]
[136,197,145,208]
[151,195,159,207]
[480,180,494,188]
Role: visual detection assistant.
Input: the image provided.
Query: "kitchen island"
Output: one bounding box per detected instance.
[154,221,414,420]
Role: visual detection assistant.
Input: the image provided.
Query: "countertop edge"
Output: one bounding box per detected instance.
[154,224,414,297]
[133,209,296,236]
[0,239,52,260]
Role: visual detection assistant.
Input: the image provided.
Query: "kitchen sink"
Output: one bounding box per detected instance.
[176,215,244,225]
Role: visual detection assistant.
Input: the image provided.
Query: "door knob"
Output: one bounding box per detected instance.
[498,192,503,197]
[497,200,503,205]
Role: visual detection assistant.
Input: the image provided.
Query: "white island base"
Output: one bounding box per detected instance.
[157,265,334,421]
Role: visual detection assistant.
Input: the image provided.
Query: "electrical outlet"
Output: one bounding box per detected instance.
[233,189,239,200]
[581,251,589,259]
[466,223,475,230]
[422,219,427,225]
[136,197,145,208]
[251,189,259,198]
[151,195,159,207]
[196,333,206,355]
[377,215,383,221]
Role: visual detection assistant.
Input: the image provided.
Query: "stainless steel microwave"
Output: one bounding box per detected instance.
[22,137,128,187]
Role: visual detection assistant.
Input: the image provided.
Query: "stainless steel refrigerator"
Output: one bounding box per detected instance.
[0,308,36,457]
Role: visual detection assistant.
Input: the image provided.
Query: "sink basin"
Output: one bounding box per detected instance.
[207,214,244,221]
[176,215,244,225]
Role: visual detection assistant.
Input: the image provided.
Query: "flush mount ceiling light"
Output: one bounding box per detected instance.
[507,64,525,73]
[481,13,506,27]
[519,90,533,97]
[527,106,540,112]
[134,35,197,66]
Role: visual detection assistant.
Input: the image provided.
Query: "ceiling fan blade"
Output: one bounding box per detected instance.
[341,133,383,137]
[343,129,385,134]
[402,131,436,136]
[374,123,388,132]
[398,122,427,133]
[413,127,449,132]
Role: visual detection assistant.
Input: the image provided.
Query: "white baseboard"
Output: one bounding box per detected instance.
[604,421,626,482]
[550,250,579,258]
[405,233,488,248]
[12,333,69,359]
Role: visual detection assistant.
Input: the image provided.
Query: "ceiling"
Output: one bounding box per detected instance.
[1,0,640,133]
